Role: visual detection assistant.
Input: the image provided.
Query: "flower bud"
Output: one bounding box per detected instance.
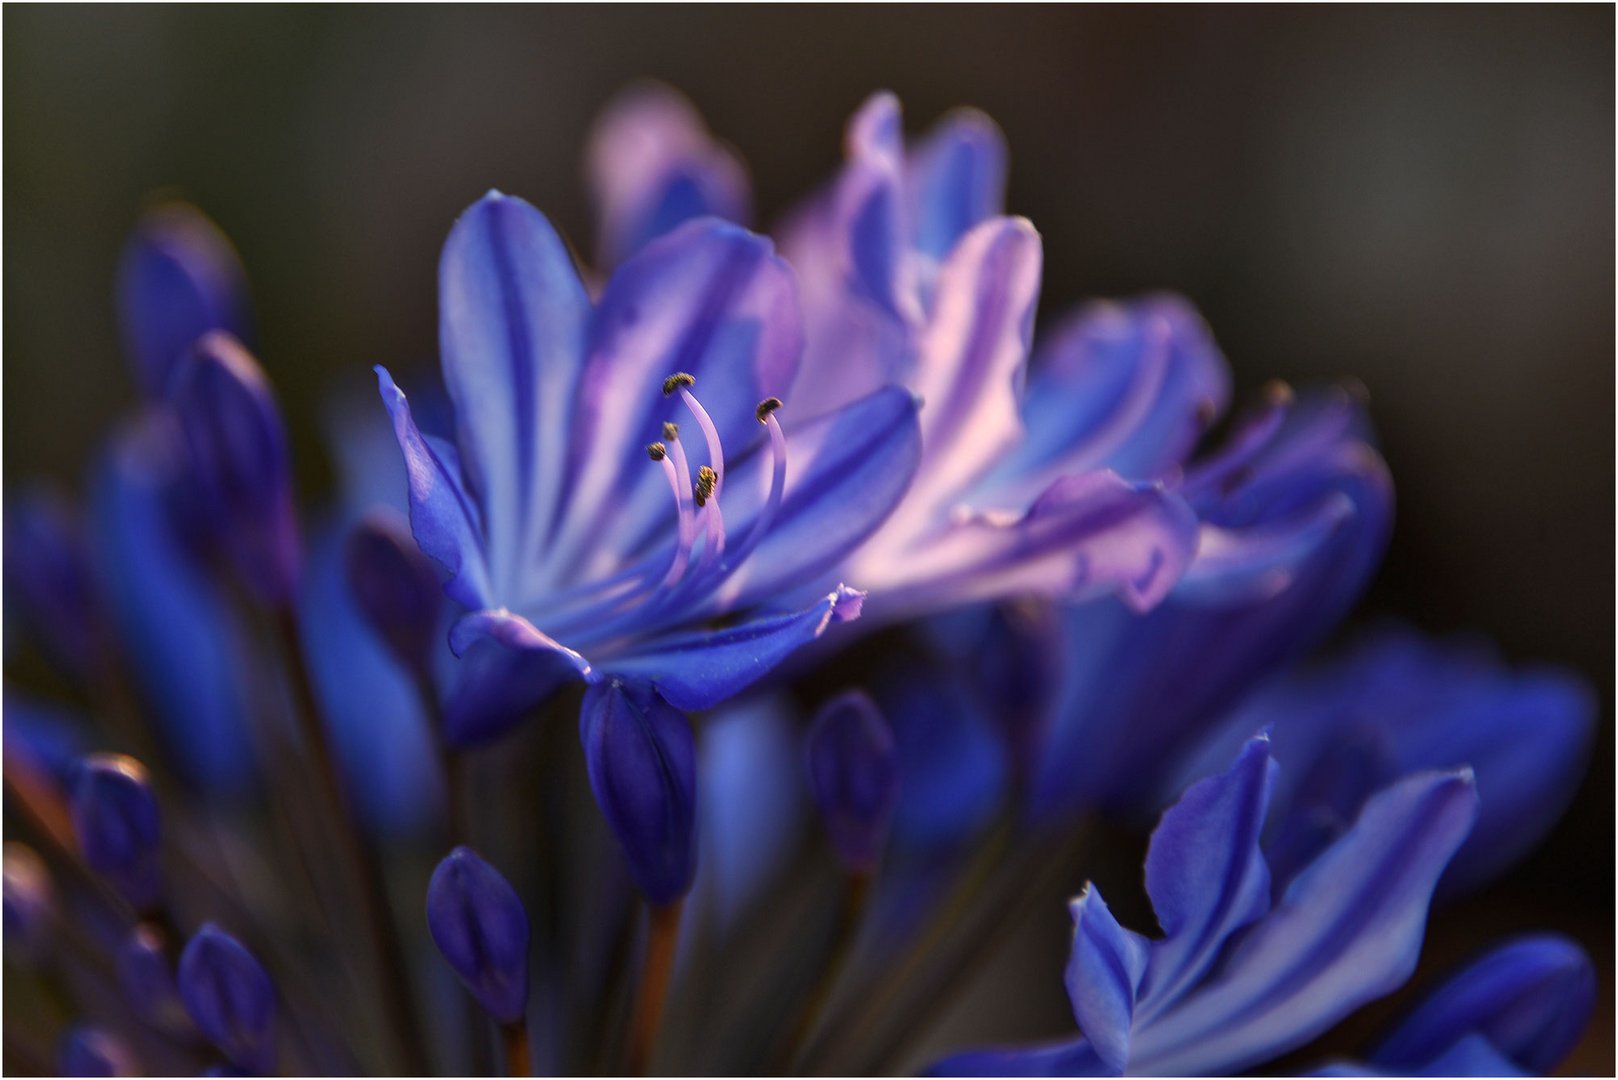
[426,846,531,1024]
[806,691,900,874]
[117,202,251,398]
[70,755,162,911]
[178,924,276,1075]
[57,1026,137,1077]
[3,842,52,962]
[3,491,103,677]
[118,923,187,1030]
[167,332,300,607]
[580,681,696,906]
[343,509,443,674]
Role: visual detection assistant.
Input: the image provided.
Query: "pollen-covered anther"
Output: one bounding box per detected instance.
[662,372,696,397]
[755,397,784,423]
[662,421,680,441]
[646,442,667,462]
[693,465,717,508]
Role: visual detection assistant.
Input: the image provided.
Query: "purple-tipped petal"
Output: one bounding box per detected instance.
[1372,934,1595,1075]
[426,846,532,1024]
[579,681,697,905]
[907,216,1042,511]
[69,754,162,912]
[57,1026,138,1078]
[178,924,276,1075]
[805,691,900,874]
[1064,885,1150,1073]
[1138,733,1276,1017]
[1130,769,1478,1075]
[168,332,300,607]
[587,82,751,269]
[603,585,865,712]
[438,192,589,594]
[116,202,251,398]
[376,366,492,611]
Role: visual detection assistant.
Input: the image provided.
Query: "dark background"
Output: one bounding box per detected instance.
[5,5,1612,1072]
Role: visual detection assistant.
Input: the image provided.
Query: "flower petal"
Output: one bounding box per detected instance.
[438,192,589,593]
[436,610,592,747]
[376,366,492,611]
[1129,769,1478,1076]
[1064,885,1151,1073]
[858,471,1199,622]
[838,91,920,326]
[552,219,803,577]
[927,1038,1109,1078]
[1138,733,1276,1018]
[905,109,1008,267]
[1371,934,1595,1075]
[602,585,865,712]
[586,82,750,269]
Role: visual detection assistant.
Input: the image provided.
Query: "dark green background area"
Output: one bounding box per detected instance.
[5,5,1612,1071]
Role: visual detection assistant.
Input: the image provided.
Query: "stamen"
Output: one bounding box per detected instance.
[721,405,789,574]
[646,442,667,461]
[661,437,700,586]
[662,421,680,442]
[677,386,726,500]
[755,397,783,423]
[693,465,717,508]
[662,372,696,397]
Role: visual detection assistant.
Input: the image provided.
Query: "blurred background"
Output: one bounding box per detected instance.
[5,5,1612,1072]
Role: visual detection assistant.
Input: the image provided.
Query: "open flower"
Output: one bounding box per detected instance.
[377,192,921,745]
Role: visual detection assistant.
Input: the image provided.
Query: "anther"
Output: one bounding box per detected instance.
[662,421,680,441]
[646,442,667,462]
[693,465,717,508]
[755,397,784,423]
[662,373,696,397]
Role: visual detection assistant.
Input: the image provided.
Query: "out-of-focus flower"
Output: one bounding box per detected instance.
[805,690,900,876]
[3,490,105,679]
[3,842,52,962]
[1173,623,1596,896]
[1312,934,1596,1077]
[930,734,1481,1077]
[56,1026,138,1078]
[178,924,277,1076]
[69,754,163,912]
[426,846,531,1024]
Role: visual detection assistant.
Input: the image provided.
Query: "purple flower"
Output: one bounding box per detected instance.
[378,193,918,745]
[805,690,901,875]
[426,846,531,1024]
[178,924,277,1075]
[929,734,1479,1076]
[69,753,163,912]
[56,1026,137,1078]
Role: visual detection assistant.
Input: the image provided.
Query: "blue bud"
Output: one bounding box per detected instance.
[3,490,103,678]
[57,1026,137,1077]
[343,509,444,674]
[119,923,187,1030]
[70,755,162,911]
[580,681,696,906]
[178,924,276,1075]
[426,846,531,1024]
[167,332,300,607]
[117,202,251,398]
[3,842,52,962]
[806,691,900,874]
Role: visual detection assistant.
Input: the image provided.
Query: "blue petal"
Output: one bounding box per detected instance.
[376,366,492,611]
[927,1038,1109,1078]
[1371,934,1595,1075]
[426,846,531,1024]
[1064,886,1150,1073]
[880,664,1009,851]
[433,609,594,747]
[1137,733,1276,1017]
[1311,1035,1528,1078]
[586,83,751,269]
[298,516,442,835]
[602,585,865,712]
[3,489,101,678]
[90,419,256,793]
[1129,769,1478,1075]
[580,681,697,905]
[710,384,922,611]
[837,92,919,325]
[859,470,1199,622]
[116,202,252,398]
[552,219,803,575]
[438,192,589,595]
[905,109,1008,266]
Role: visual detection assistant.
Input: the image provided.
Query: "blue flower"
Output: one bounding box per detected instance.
[378,193,919,744]
[929,733,1479,1076]
[1172,622,1596,897]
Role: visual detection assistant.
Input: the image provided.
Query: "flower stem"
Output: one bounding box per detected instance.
[625,899,684,1075]
[502,1021,531,1077]
[769,869,871,1073]
[273,606,429,1074]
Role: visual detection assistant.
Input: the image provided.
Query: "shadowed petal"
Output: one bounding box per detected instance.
[1064,886,1150,1073]
[377,366,491,611]
[603,585,865,711]
[437,612,593,748]
[928,1038,1109,1078]
[1130,769,1478,1075]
